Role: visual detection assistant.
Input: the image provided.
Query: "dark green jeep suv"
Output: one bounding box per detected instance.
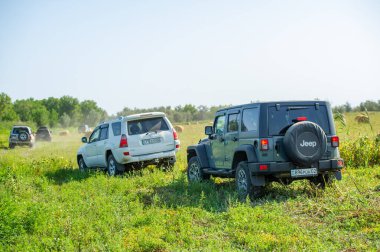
[186,101,344,200]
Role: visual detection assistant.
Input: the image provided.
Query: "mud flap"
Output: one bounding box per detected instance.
[334,171,342,181]
[251,175,266,186]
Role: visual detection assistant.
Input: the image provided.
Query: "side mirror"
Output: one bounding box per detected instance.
[81,137,88,143]
[205,126,213,135]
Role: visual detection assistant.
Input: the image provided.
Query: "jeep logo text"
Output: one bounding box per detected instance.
[300,140,317,148]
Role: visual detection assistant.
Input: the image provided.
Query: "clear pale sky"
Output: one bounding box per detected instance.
[1,0,379,114]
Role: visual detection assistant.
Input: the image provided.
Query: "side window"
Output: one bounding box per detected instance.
[99,125,109,141]
[112,122,121,136]
[227,113,239,132]
[214,115,226,135]
[241,108,259,132]
[89,128,100,143]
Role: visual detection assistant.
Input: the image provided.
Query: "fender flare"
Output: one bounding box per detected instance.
[233,145,265,186]
[233,144,258,164]
[187,145,210,168]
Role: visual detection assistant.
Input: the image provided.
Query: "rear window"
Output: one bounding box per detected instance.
[128,117,169,135]
[268,105,330,136]
[241,108,259,132]
[12,128,29,134]
[112,122,121,136]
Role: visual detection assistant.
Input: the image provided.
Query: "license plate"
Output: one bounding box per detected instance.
[291,168,318,178]
[142,138,161,145]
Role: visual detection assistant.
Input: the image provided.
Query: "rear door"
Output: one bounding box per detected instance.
[224,110,240,169]
[267,104,331,162]
[127,117,175,156]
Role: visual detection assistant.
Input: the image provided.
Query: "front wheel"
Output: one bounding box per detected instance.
[9,143,15,149]
[187,156,210,183]
[236,161,264,201]
[78,157,88,172]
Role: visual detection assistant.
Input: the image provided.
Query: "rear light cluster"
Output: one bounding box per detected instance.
[337,159,344,167]
[119,134,128,148]
[331,136,339,147]
[260,139,269,151]
[173,130,180,148]
[173,130,178,140]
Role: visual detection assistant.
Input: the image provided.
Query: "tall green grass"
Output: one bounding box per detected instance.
[0,113,379,250]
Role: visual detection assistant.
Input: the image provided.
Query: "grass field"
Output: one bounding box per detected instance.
[0,113,380,251]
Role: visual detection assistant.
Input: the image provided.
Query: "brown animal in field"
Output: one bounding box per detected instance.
[59,130,70,136]
[174,125,184,133]
[355,114,369,124]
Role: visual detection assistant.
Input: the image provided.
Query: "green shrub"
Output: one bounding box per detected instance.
[340,136,380,168]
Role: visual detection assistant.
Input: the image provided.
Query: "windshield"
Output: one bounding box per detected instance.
[268,105,330,136]
[128,117,169,135]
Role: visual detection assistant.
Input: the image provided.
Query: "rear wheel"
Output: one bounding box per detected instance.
[236,161,264,201]
[187,156,210,182]
[310,173,334,189]
[157,161,174,172]
[107,154,124,176]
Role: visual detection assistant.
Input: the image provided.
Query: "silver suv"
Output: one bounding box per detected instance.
[9,126,35,149]
[77,112,180,175]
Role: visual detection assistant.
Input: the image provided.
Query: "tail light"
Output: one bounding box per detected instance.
[331,136,339,147]
[119,134,128,148]
[260,139,269,151]
[173,130,178,140]
[176,144,180,149]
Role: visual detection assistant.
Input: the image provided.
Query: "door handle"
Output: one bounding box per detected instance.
[232,137,238,142]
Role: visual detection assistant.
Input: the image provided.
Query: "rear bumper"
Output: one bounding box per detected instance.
[248,159,344,176]
[114,149,177,164]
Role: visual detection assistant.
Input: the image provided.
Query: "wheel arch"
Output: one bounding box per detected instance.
[187,145,210,168]
[232,145,258,170]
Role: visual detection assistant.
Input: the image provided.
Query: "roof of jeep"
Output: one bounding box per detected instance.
[217,100,329,112]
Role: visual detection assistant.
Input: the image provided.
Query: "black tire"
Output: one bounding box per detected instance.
[107,154,124,176]
[18,132,29,142]
[78,157,88,172]
[283,121,327,167]
[236,161,264,201]
[310,173,334,189]
[187,156,210,182]
[9,143,15,149]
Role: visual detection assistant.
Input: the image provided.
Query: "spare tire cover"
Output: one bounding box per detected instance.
[19,132,29,141]
[283,121,327,166]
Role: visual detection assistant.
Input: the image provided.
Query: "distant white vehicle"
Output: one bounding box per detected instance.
[77,112,180,175]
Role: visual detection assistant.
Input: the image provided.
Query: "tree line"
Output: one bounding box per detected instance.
[0,93,107,127]
[332,100,380,113]
[1,92,379,127]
